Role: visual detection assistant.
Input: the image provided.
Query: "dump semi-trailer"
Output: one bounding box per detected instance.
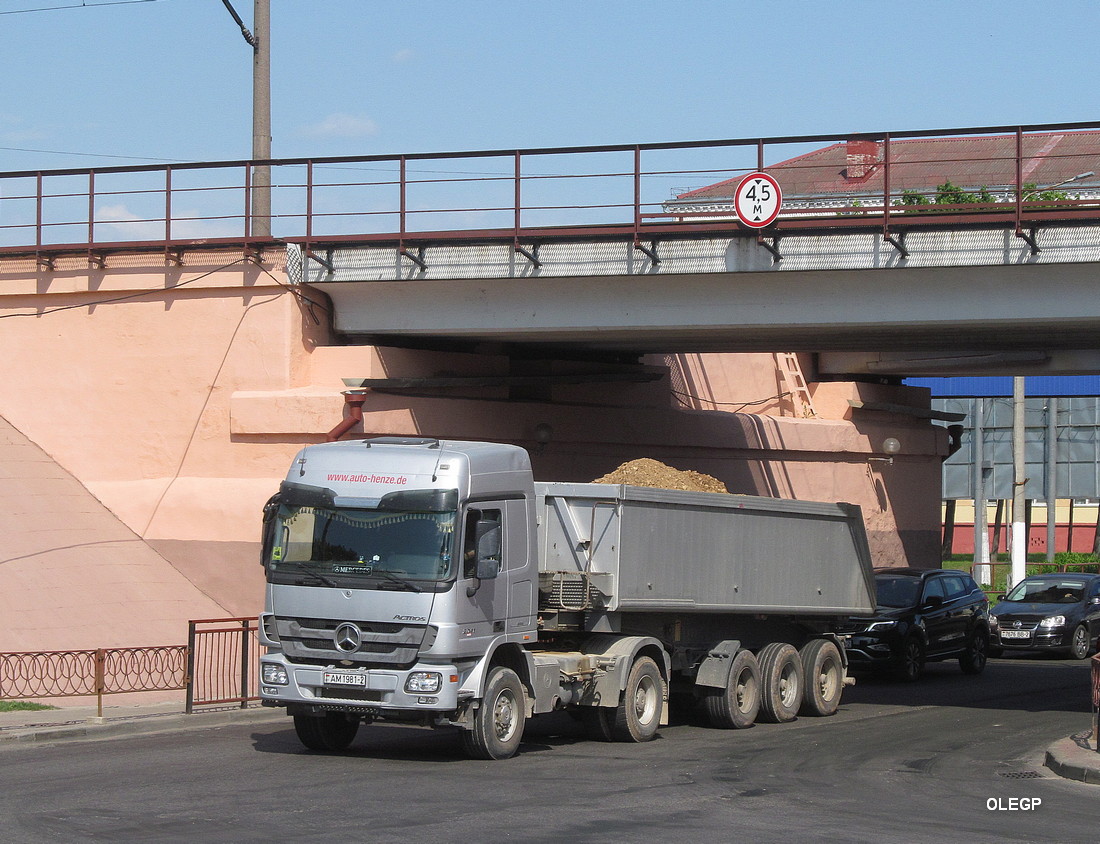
[258,437,876,759]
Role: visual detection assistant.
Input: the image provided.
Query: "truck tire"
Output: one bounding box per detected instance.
[461,666,526,760]
[293,712,359,751]
[703,648,761,729]
[757,642,804,723]
[798,639,843,717]
[610,656,663,743]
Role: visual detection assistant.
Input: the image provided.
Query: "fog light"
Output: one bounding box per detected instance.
[262,663,289,685]
[404,671,443,694]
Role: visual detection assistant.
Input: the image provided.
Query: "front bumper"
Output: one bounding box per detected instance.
[260,652,463,713]
[992,628,1070,651]
[843,635,900,669]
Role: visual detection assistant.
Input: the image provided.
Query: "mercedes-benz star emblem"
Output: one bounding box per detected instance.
[334,622,362,653]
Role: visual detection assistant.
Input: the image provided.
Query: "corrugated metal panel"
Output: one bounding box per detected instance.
[908,376,1100,397]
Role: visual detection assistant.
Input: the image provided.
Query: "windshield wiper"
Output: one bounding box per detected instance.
[285,562,338,588]
[371,570,423,593]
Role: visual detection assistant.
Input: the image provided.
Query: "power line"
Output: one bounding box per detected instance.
[0,144,184,163]
[0,0,158,14]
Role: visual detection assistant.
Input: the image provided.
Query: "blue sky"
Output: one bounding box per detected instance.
[2,0,1098,172]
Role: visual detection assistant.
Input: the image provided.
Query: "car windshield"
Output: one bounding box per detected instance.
[875,575,921,608]
[266,502,456,587]
[1003,579,1085,604]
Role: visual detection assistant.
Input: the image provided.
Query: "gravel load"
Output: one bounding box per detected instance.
[592,458,728,494]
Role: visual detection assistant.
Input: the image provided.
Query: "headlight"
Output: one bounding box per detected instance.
[1040,615,1066,628]
[261,662,289,685]
[867,620,898,632]
[989,616,999,629]
[404,671,443,694]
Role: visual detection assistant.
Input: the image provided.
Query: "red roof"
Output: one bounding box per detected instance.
[676,131,1100,201]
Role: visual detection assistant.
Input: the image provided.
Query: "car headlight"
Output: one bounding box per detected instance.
[989,616,999,629]
[261,662,289,685]
[1040,615,1066,628]
[404,671,443,694]
[867,620,898,632]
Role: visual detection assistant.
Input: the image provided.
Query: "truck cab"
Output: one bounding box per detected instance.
[259,438,539,756]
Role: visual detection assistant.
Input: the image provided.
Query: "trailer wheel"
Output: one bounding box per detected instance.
[703,648,761,729]
[757,642,804,723]
[461,666,526,760]
[798,639,844,717]
[293,712,359,751]
[610,656,663,743]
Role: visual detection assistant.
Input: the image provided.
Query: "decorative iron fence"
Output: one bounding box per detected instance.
[0,617,259,716]
[0,646,187,717]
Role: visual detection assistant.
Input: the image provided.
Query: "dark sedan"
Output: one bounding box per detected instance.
[843,568,990,682]
[989,572,1100,659]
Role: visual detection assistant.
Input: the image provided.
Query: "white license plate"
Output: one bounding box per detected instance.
[1000,630,1031,640]
[323,671,367,687]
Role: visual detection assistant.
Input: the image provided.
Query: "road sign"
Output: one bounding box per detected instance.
[734,172,782,228]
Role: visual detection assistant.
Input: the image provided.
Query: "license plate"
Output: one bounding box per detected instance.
[1000,630,1031,640]
[323,670,367,687]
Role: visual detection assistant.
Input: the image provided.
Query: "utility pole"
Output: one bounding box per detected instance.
[221,0,271,237]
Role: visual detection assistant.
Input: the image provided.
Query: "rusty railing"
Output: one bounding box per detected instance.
[4,120,1100,267]
[185,617,259,713]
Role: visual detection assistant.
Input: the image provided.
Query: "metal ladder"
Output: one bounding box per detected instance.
[776,352,817,418]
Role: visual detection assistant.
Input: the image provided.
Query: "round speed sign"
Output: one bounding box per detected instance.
[734,172,782,229]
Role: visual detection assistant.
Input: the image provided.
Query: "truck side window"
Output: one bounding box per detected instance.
[463,508,501,579]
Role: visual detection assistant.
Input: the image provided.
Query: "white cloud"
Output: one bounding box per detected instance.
[299,113,379,140]
[392,48,414,64]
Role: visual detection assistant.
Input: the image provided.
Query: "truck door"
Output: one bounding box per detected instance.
[455,505,509,651]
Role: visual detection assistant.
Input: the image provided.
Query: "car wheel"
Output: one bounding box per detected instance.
[959,627,988,675]
[894,637,925,682]
[1068,624,1091,660]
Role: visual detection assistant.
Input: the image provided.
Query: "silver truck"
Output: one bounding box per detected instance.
[258,437,876,759]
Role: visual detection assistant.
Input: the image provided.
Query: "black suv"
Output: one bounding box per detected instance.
[990,572,1100,659]
[843,568,990,681]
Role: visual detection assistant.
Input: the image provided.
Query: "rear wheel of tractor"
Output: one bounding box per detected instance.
[462,666,526,760]
[579,706,615,741]
[757,643,804,723]
[293,712,359,751]
[610,656,663,743]
[703,649,761,729]
[798,639,844,717]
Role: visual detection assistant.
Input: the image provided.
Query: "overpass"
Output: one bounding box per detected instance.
[5,120,1100,376]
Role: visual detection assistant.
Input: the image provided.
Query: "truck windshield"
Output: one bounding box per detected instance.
[266,502,456,587]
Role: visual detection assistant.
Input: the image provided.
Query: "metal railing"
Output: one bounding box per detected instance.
[0,617,259,716]
[3,120,1100,266]
[185,617,259,713]
[0,646,187,717]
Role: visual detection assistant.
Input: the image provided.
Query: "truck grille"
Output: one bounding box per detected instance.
[273,616,427,667]
[539,571,610,610]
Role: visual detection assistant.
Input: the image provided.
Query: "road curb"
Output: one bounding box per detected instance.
[1044,733,1100,785]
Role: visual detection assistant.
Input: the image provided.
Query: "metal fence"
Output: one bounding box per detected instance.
[0,617,259,716]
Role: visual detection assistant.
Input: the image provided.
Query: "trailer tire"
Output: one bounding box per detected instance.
[610,656,663,743]
[461,666,526,760]
[703,649,761,729]
[293,712,359,751]
[798,639,844,717]
[757,642,804,723]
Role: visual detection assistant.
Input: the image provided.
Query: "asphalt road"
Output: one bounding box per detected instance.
[0,655,1095,843]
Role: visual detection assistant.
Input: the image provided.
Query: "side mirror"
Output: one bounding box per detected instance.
[923,594,944,609]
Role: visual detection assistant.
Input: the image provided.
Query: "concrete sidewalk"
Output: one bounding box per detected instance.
[0,700,284,747]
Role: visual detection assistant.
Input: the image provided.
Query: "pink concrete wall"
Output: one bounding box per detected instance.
[0,249,948,652]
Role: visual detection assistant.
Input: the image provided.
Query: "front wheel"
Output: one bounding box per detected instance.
[894,637,925,683]
[293,712,359,751]
[462,666,526,760]
[798,639,844,716]
[1068,625,1091,660]
[610,656,663,742]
